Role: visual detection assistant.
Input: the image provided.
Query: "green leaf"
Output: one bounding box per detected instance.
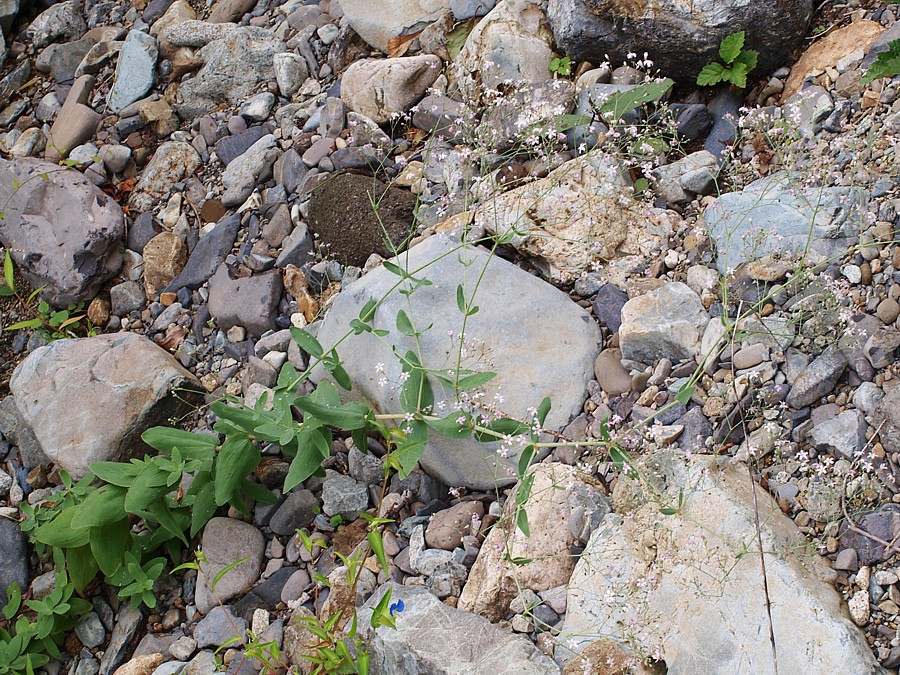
[395,309,415,337]
[399,352,433,414]
[3,251,14,293]
[293,396,369,430]
[211,557,249,591]
[517,445,535,477]
[473,417,529,442]
[66,545,99,591]
[596,78,673,119]
[446,19,475,60]
[456,285,466,314]
[91,519,131,577]
[861,39,900,84]
[367,529,389,576]
[123,462,170,514]
[142,427,218,457]
[4,318,42,331]
[726,61,750,88]
[660,507,678,515]
[456,371,496,391]
[147,497,189,546]
[284,429,328,491]
[424,414,471,439]
[186,473,216,537]
[675,382,696,405]
[733,48,758,74]
[719,31,745,64]
[90,461,142,487]
[2,584,21,619]
[391,420,428,478]
[33,509,91,548]
[71,485,127,528]
[516,509,530,537]
[214,435,261,506]
[536,397,551,426]
[697,62,728,87]
[290,327,324,359]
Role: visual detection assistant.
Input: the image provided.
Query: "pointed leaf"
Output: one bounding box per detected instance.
[719,31,745,64]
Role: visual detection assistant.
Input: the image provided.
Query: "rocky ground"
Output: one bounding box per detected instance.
[2,0,900,673]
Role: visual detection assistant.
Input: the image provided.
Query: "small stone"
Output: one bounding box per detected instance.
[877,298,900,325]
[194,606,246,649]
[76,612,106,648]
[321,472,368,517]
[113,653,163,675]
[425,501,484,551]
[849,589,870,626]
[593,349,631,396]
[834,548,859,572]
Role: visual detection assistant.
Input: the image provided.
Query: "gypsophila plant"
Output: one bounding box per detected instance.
[697,31,759,89]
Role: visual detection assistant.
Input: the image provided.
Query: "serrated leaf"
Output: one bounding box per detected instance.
[727,61,750,88]
[861,39,900,84]
[733,48,758,73]
[719,31,745,64]
[697,62,728,87]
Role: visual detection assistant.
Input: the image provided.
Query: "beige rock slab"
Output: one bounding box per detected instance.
[782,20,884,100]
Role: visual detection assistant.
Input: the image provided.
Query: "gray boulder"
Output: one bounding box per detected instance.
[547,0,813,82]
[0,158,123,307]
[176,27,285,119]
[357,583,560,673]
[207,265,283,337]
[26,1,85,49]
[0,520,28,610]
[312,235,600,489]
[705,173,866,274]
[9,333,200,478]
[341,55,442,125]
[337,0,450,53]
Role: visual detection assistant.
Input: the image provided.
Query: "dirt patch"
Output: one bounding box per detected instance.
[308,171,418,268]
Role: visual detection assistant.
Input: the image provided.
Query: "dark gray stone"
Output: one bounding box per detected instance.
[275,224,315,269]
[840,505,900,565]
[669,103,713,142]
[215,126,268,166]
[704,89,742,162]
[786,347,848,409]
[98,606,143,675]
[547,0,812,83]
[0,520,28,610]
[269,489,319,536]
[194,606,246,649]
[166,214,241,293]
[110,280,145,315]
[0,396,47,468]
[591,283,628,333]
[128,212,162,254]
[207,265,283,337]
[272,148,308,194]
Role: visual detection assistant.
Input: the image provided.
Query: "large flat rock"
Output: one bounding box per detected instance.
[10,333,200,478]
[555,455,880,673]
[312,234,600,489]
[356,583,561,674]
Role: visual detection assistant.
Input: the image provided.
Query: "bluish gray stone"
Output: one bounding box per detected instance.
[108,30,158,113]
[705,173,866,274]
[207,265,283,337]
[194,606,246,649]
